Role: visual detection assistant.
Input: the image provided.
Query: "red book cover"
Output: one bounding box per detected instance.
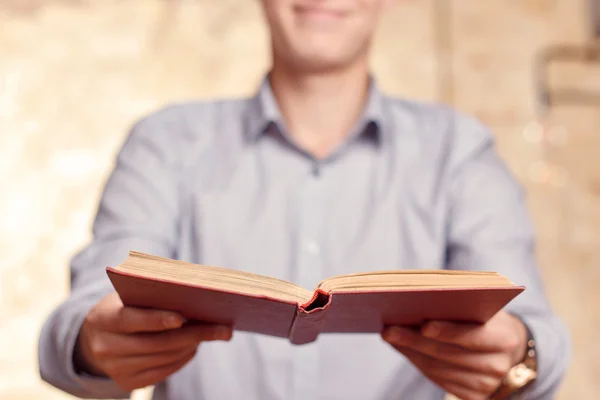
[107,267,524,345]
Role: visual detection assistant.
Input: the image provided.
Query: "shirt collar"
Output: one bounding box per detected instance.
[243,74,388,144]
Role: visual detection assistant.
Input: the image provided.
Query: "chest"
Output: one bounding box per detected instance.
[176,141,449,290]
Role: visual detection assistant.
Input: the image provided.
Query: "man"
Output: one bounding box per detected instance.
[39,1,569,399]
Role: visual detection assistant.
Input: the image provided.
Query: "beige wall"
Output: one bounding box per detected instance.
[0,0,597,399]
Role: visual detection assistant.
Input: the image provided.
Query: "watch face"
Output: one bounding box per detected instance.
[507,363,537,387]
[491,364,538,399]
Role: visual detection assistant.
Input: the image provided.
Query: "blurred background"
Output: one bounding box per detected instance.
[0,0,598,399]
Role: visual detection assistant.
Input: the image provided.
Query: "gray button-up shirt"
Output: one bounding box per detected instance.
[39,77,569,400]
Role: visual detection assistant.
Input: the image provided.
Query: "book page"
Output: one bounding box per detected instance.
[318,270,515,292]
[116,252,314,304]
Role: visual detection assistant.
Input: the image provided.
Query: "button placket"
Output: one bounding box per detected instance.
[291,165,326,400]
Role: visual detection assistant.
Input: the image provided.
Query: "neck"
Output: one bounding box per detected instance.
[269,58,371,159]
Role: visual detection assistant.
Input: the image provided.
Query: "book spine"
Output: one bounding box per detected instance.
[288,290,332,345]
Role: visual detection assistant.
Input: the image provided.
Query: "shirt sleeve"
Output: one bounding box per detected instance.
[445,122,571,399]
[38,112,183,399]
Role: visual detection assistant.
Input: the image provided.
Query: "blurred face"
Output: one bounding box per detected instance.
[262,0,390,73]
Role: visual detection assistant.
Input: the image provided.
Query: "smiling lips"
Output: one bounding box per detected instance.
[294,5,347,24]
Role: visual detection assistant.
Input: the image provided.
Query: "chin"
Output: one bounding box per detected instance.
[284,52,358,74]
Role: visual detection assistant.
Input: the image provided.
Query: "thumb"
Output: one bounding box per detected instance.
[92,292,186,333]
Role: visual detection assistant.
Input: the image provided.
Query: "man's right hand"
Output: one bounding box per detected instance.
[74,292,232,392]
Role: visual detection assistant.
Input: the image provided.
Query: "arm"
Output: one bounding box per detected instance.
[443,130,570,398]
[38,112,185,398]
[382,118,570,400]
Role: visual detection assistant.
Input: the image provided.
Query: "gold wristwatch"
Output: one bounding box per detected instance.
[490,323,537,399]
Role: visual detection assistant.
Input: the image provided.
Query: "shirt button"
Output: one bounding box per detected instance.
[311,162,321,177]
[305,240,320,256]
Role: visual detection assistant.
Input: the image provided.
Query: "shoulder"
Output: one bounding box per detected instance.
[384,96,523,201]
[383,96,495,171]
[119,97,248,164]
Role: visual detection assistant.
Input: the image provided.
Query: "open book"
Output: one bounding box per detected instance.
[107,251,524,344]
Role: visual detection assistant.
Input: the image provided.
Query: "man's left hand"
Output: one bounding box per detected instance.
[381,311,528,400]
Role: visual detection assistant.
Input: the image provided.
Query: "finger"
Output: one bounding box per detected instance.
[94,323,232,357]
[90,294,187,333]
[116,348,197,392]
[441,382,489,400]
[134,323,233,353]
[104,347,198,378]
[398,346,502,396]
[382,326,511,377]
[420,320,508,352]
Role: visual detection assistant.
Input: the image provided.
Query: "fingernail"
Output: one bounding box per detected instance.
[423,322,441,338]
[164,314,183,328]
[383,326,406,344]
[214,326,233,341]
